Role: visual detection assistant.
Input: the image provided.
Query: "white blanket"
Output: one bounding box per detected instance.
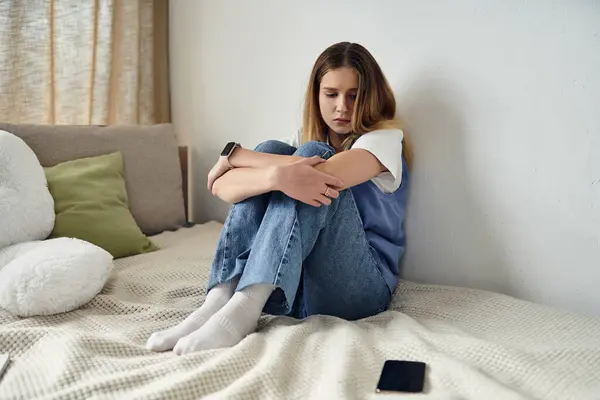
[0,222,599,400]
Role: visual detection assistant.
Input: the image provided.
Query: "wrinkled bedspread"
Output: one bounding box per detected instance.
[1,222,599,400]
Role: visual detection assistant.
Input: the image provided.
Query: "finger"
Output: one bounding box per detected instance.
[315,195,332,206]
[324,187,339,199]
[321,173,343,189]
[302,156,326,166]
[307,199,321,207]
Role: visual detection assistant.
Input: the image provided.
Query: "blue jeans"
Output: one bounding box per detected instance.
[207,140,391,320]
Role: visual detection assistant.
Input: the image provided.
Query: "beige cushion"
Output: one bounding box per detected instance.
[0,123,186,235]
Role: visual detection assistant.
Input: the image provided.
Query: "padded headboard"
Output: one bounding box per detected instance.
[0,123,188,235]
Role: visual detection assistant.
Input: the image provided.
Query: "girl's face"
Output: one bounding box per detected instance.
[318,67,358,135]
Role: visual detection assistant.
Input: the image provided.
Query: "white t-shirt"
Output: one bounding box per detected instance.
[282,129,404,194]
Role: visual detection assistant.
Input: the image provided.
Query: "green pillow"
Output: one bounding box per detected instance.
[44,151,159,259]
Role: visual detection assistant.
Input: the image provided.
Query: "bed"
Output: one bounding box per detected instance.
[0,123,599,400]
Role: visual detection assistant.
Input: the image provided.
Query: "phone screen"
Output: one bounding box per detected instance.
[376,360,426,393]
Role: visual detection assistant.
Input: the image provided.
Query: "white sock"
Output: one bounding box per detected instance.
[173,283,275,354]
[146,278,238,352]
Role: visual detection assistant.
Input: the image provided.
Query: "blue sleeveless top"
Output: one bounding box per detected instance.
[349,155,410,292]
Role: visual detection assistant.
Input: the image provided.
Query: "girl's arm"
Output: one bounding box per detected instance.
[229,147,302,168]
[213,130,402,203]
[315,129,404,190]
[207,146,300,202]
[211,167,277,204]
[212,157,343,205]
[313,149,387,190]
[212,149,384,204]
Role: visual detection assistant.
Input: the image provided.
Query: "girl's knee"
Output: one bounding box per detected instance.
[254,140,294,155]
[295,141,335,158]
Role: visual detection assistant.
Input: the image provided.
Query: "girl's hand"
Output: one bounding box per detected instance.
[207,158,232,193]
[271,156,343,207]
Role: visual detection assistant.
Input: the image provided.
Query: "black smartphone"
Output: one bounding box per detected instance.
[376,360,426,393]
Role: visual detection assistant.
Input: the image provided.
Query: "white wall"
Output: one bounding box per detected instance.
[169,0,600,316]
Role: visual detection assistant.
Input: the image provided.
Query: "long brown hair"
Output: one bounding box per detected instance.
[301,42,412,167]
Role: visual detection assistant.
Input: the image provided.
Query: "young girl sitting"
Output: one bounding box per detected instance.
[147,41,412,354]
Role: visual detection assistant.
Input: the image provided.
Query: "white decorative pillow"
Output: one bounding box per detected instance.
[0,129,114,317]
[0,130,55,248]
[0,238,113,316]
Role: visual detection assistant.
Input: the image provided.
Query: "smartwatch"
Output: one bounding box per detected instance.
[220,142,241,168]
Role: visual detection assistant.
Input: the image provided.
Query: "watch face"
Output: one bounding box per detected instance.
[221,142,235,156]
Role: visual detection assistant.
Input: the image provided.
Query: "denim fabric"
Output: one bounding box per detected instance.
[207,140,391,321]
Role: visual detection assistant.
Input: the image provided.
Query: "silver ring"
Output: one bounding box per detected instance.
[324,187,331,197]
